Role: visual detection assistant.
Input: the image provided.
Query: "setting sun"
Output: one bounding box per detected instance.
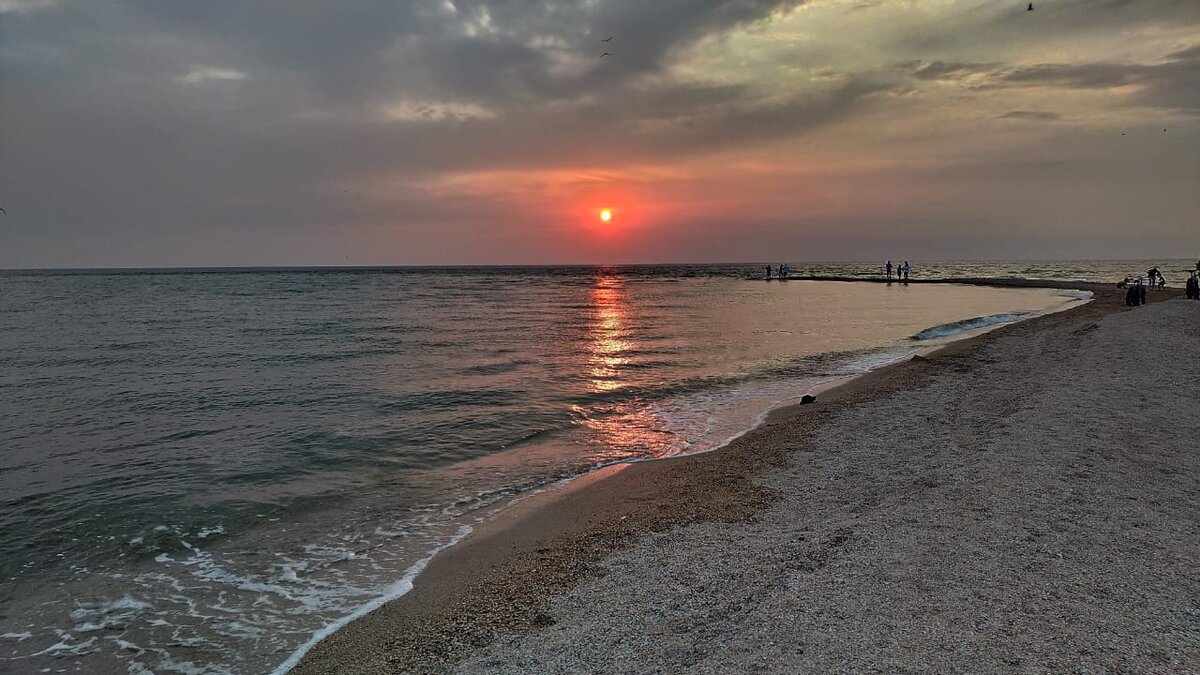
[599,209,613,223]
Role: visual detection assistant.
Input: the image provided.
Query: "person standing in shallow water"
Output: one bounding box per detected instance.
[902,260,911,281]
[885,260,893,280]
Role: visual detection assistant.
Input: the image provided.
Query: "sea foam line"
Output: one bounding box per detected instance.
[271,524,474,675]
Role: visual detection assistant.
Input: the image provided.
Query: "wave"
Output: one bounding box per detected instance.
[910,313,1029,341]
[270,525,474,675]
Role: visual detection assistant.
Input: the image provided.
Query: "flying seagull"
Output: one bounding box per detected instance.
[1027,2,1033,10]
[0,206,6,215]
[601,52,611,57]
[601,36,613,42]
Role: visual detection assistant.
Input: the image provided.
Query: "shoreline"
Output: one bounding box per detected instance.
[291,278,1166,674]
[776,276,1114,289]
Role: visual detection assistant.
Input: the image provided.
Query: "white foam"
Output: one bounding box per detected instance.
[912,313,1027,340]
[29,635,97,657]
[837,347,919,374]
[195,526,225,539]
[71,595,152,619]
[270,524,474,675]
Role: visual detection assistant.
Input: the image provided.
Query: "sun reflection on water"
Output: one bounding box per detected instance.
[579,275,681,460]
[587,276,631,392]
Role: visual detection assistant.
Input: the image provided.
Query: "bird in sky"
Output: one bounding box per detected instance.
[1027,2,1034,10]
[0,206,6,215]
[601,36,613,42]
[601,52,611,57]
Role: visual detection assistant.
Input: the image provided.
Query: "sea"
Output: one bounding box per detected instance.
[0,261,1183,674]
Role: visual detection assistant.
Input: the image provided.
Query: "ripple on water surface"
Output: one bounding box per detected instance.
[0,263,1115,672]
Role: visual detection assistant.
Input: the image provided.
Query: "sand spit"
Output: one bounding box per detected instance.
[295,286,1198,674]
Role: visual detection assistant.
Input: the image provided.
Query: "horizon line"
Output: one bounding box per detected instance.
[2,256,1195,273]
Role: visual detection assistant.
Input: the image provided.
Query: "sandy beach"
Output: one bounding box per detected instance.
[294,283,1199,674]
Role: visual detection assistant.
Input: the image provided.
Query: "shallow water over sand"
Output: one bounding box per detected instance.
[0,262,1145,673]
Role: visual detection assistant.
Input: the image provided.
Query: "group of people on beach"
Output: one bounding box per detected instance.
[885,260,911,281]
[764,263,790,279]
[1121,262,1200,305]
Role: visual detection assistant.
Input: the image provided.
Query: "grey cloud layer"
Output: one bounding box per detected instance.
[1,0,1198,266]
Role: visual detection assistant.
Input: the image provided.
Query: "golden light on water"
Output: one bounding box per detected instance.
[587,276,629,392]
[581,276,677,459]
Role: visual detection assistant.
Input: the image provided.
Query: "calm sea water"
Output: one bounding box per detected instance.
[0,262,1172,673]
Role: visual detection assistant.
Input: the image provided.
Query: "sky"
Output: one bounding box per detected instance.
[1,0,1198,267]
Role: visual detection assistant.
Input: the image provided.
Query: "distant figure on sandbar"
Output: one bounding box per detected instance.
[1147,267,1160,290]
[764,265,772,280]
[902,260,911,281]
[885,260,893,280]
[1186,272,1199,300]
[1139,277,1148,304]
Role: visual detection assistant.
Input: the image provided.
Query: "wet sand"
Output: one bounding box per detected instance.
[782,276,1112,289]
[294,283,1199,674]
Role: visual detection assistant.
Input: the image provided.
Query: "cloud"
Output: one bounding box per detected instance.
[998,110,1061,121]
[0,0,1197,266]
[910,60,997,81]
[0,0,55,14]
[378,99,497,123]
[1167,43,1200,61]
[997,46,1200,112]
[904,43,1200,114]
[1000,63,1141,89]
[177,66,248,84]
